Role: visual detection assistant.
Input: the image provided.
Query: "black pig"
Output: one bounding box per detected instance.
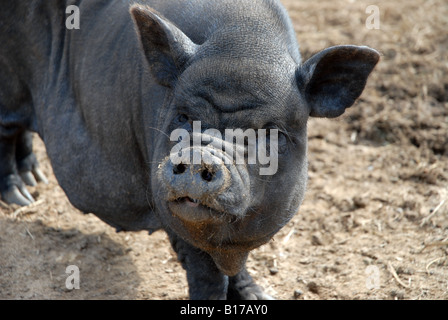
[0,0,379,299]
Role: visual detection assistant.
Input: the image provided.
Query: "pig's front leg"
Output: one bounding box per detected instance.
[228,268,274,300]
[167,230,273,300]
[167,230,228,300]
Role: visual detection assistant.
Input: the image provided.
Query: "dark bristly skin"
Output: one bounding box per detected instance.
[0,0,379,299]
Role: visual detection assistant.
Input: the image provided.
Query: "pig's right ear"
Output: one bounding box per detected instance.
[297,45,380,118]
[130,5,198,88]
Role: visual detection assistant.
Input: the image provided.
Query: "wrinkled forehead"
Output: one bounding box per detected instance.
[178,55,298,113]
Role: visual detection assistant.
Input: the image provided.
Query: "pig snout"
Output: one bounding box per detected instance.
[164,147,231,201]
[158,145,251,223]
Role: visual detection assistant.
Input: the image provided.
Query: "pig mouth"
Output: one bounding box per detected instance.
[168,196,233,223]
[177,196,201,208]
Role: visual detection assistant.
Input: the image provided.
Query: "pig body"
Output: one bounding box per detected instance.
[0,0,379,299]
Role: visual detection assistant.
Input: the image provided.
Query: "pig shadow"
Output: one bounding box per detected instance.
[0,217,143,299]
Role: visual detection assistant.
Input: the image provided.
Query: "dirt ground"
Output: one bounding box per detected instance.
[1,0,447,300]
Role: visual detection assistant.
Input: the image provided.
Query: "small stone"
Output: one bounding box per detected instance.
[353,196,367,208]
[307,281,319,294]
[294,289,303,298]
[390,289,404,299]
[311,234,323,246]
[269,267,279,275]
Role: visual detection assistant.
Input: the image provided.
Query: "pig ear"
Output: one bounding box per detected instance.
[130,5,198,87]
[297,45,380,118]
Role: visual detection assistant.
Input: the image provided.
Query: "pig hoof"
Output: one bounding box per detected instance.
[1,144,48,206]
[17,152,49,186]
[228,283,275,300]
[237,288,275,300]
[20,171,37,186]
[21,167,49,186]
[1,177,35,206]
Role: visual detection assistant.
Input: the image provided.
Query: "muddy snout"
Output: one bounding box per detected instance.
[158,146,250,221]
[163,147,231,198]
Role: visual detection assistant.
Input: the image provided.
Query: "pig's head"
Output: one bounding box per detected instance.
[131,6,379,275]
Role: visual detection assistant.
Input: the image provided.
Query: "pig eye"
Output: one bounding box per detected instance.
[263,125,288,154]
[176,113,189,124]
[276,132,288,154]
[270,131,288,153]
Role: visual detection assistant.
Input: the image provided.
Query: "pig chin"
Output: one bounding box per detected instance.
[158,191,277,275]
[168,195,240,224]
[165,199,272,276]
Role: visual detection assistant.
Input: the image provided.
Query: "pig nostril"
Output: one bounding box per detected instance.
[201,169,214,182]
[173,163,186,175]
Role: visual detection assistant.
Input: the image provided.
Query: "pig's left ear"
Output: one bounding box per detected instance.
[130,5,198,87]
[297,45,380,118]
